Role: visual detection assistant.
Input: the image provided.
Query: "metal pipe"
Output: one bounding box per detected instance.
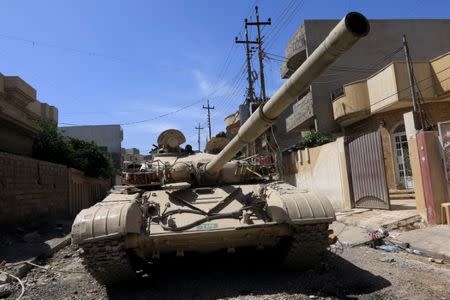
[206,12,370,175]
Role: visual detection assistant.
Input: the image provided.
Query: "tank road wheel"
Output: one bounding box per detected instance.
[279,223,330,270]
[80,240,137,285]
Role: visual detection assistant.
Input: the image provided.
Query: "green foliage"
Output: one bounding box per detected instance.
[297,130,333,150]
[68,138,114,178]
[32,121,114,178]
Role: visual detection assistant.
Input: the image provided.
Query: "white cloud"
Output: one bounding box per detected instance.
[192,69,233,97]
[193,70,212,95]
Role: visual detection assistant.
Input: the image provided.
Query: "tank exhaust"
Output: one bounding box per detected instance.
[205,12,370,175]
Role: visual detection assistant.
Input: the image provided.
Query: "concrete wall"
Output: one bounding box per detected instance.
[68,168,110,218]
[282,138,351,211]
[0,151,110,225]
[404,112,427,219]
[285,19,450,133]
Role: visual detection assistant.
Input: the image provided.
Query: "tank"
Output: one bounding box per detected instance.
[71,12,370,284]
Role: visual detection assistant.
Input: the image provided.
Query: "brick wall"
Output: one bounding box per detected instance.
[0,151,111,225]
[68,168,110,217]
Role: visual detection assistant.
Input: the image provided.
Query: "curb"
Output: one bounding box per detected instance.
[7,234,71,279]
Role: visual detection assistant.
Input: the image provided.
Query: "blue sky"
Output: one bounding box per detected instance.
[1,0,449,154]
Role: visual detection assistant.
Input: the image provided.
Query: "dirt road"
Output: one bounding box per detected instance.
[5,245,450,300]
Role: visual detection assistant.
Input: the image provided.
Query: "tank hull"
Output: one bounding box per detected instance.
[72,182,335,283]
[72,182,335,246]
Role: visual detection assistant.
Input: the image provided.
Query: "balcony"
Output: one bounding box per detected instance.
[3,75,37,107]
[286,91,314,132]
[281,24,307,79]
[333,80,370,126]
[431,52,450,96]
[332,52,450,127]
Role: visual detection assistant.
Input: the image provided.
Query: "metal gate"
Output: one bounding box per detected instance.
[346,131,390,209]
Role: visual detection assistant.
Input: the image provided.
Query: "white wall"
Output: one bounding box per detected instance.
[59,125,123,153]
[293,138,351,211]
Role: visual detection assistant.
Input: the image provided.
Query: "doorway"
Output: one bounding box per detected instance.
[392,123,413,189]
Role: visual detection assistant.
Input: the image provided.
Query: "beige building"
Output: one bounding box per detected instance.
[0,73,58,156]
[122,148,144,168]
[282,19,450,137]
[333,52,450,190]
[281,51,450,218]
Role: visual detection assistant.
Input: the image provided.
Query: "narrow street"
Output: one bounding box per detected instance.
[5,244,450,300]
[1,2,450,300]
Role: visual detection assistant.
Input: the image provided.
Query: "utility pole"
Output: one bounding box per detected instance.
[403,35,425,130]
[202,99,214,140]
[236,24,258,103]
[246,6,271,101]
[195,123,204,151]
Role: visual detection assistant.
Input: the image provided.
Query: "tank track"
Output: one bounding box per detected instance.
[279,223,330,269]
[80,239,137,285]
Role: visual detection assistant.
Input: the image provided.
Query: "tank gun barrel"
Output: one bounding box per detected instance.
[205,12,370,175]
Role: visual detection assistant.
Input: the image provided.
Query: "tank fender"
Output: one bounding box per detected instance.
[264,183,336,224]
[72,199,143,244]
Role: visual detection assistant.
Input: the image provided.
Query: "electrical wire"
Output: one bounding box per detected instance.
[0,270,25,300]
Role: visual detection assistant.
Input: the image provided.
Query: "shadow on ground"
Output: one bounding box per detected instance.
[0,219,71,263]
[106,251,391,300]
[389,203,417,211]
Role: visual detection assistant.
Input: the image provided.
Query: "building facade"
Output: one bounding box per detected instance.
[59,125,123,169]
[282,19,450,135]
[122,148,144,167]
[0,73,58,156]
[333,52,450,190]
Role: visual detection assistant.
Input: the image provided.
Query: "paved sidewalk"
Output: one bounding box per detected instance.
[336,200,421,230]
[333,201,450,261]
[330,222,372,247]
[394,225,450,259]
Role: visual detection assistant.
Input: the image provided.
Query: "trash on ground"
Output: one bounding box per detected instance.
[368,228,425,257]
[380,256,395,263]
[376,245,400,253]
[428,258,444,264]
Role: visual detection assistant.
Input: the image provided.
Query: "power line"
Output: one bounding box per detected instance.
[265,0,305,51]
[236,25,258,102]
